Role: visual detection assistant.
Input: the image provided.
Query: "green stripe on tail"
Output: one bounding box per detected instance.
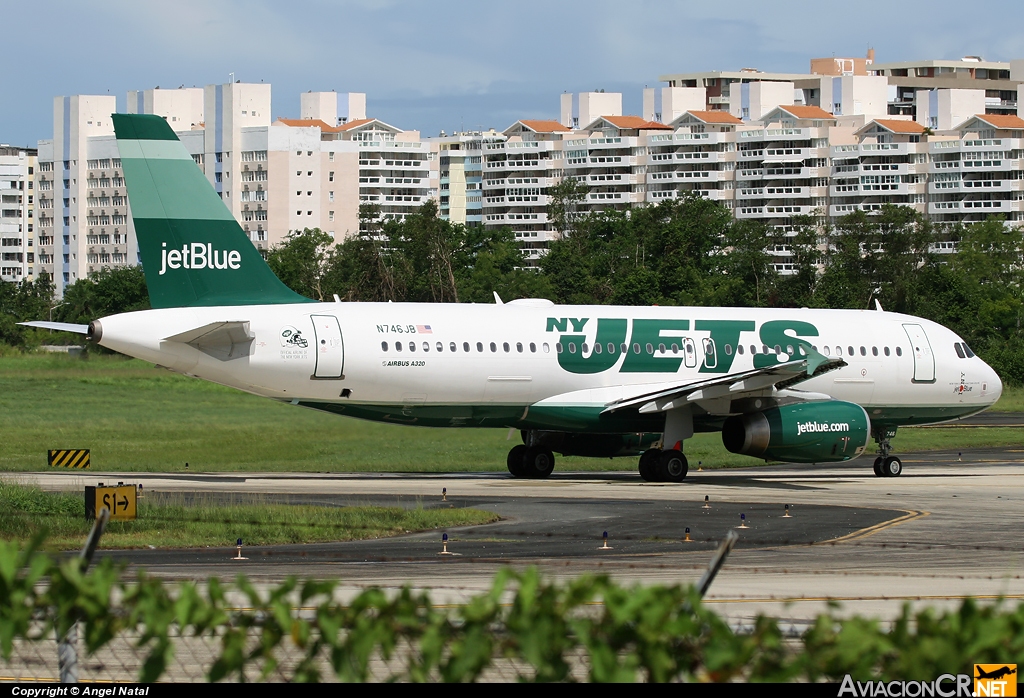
[112,113,312,308]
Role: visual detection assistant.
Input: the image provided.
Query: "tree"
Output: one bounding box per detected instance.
[266,228,333,301]
[0,273,55,347]
[56,266,150,324]
[548,177,588,243]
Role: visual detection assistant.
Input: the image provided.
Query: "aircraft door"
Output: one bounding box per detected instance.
[902,323,935,383]
[311,314,344,379]
[683,338,697,369]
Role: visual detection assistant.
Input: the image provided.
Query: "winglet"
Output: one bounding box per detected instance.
[493,291,504,305]
[874,299,883,311]
[803,344,829,375]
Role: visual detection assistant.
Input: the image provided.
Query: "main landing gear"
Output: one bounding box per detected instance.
[872,428,902,478]
[507,444,555,479]
[638,448,689,483]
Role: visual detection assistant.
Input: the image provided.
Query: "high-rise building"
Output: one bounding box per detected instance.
[0,145,36,282]
[428,130,505,225]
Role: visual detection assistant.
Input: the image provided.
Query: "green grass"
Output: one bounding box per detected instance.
[0,352,1021,474]
[0,481,498,550]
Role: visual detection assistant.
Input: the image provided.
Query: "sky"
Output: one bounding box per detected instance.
[3,0,1023,147]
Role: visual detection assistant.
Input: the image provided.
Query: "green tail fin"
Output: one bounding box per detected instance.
[112,113,312,308]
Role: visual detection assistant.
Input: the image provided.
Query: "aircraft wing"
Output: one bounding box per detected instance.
[18,321,90,334]
[601,350,846,415]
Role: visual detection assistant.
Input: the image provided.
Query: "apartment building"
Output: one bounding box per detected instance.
[830,119,929,220]
[927,114,1024,225]
[646,111,742,208]
[563,116,671,212]
[482,120,571,262]
[871,57,1018,118]
[0,146,36,282]
[428,130,505,225]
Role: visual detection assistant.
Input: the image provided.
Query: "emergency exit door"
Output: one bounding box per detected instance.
[902,323,935,383]
[311,315,344,379]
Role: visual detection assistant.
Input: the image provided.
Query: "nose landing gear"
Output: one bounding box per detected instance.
[872,427,902,477]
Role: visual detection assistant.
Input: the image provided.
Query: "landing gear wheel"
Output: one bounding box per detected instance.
[523,446,555,479]
[658,449,688,483]
[872,457,885,478]
[638,449,661,482]
[882,456,902,477]
[507,444,528,478]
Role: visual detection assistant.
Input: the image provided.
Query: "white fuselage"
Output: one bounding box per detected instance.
[94,300,1002,430]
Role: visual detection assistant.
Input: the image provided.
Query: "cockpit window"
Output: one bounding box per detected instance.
[963,343,976,358]
[954,343,966,359]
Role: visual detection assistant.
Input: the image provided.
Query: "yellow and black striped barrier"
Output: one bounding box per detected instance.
[47,449,91,469]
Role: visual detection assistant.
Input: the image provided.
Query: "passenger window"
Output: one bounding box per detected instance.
[476,342,483,352]
[530,342,536,352]
[422,342,428,352]
[750,345,757,355]
[516,342,523,353]
[737,344,744,355]
[835,346,842,356]
[503,342,510,352]
[594,343,602,354]
[859,346,866,356]
[633,343,641,354]
[543,343,550,353]
[606,343,614,353]
[786,344,794,355]
[450,342,457,352]
[884,347,890,356]
[646,343,654,355]
[396,342,403,352]
[436,342,443,352]
[490,342,497,352]
[658,343,666,354]
[381,341,388,351]
[823,346,830,355]
[762,345,769,354]
[725,344,733,356]
[556,343,563,353]
[896,347,903,356]
[954,343,966,359]
[671,343,679,354]
[963,344,975,358]
[567,342,575,354]
[774,344,782,354]
[463,342,470,352]
[848,346,854,356]
[621,343,629,353]
[409,342,416,352]
[872,347,878,356]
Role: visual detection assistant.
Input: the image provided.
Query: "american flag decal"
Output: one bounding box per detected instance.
[416,325,432,334]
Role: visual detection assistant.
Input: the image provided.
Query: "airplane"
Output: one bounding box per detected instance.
[24,114,1004,482]
[976,666,1017,681]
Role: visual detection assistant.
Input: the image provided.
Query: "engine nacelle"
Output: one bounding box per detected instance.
[722,400,870,463]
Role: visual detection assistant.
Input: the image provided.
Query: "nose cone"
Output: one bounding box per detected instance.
[986,362,1003,406]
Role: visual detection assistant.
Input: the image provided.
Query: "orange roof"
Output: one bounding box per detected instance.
[974,114,1024,130]
[599,115,672,130]
[685,110,743,125]
[517,119,571,132]
[276,118,336,131]
[777,105,836,120]
[333,118,375,132]
[275,117,376,133]
[872,119,926,134]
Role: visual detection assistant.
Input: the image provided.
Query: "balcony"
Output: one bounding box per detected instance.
[677,151,724,163]
[588,173,638,185]
[930,179,1020,194]
[736,204,815,219]
[929,199,1017,214]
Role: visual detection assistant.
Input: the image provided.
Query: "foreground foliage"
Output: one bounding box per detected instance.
[0,538,1021,682]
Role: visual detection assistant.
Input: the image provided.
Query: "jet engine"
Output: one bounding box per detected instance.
[722,400,870,463]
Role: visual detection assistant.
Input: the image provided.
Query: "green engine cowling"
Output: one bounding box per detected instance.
[722,400,870,463]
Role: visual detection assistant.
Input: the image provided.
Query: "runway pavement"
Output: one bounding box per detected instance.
[7,446,1024,625]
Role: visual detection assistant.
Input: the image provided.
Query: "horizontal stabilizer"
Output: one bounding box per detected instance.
[18,321,89,334]
[164,321,253,361]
